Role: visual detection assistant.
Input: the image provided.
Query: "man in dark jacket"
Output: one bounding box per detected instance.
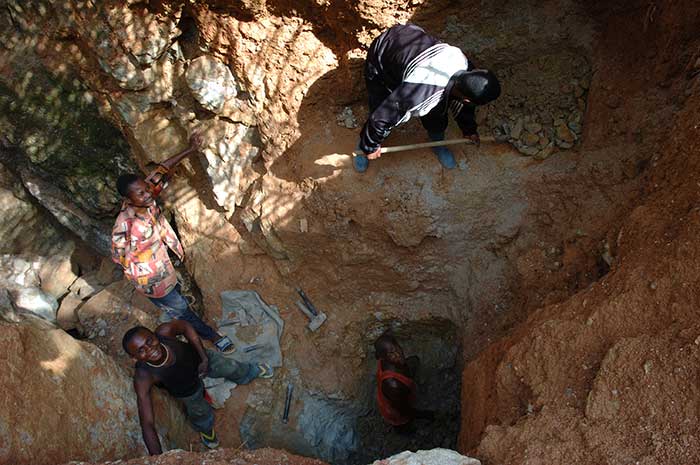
[122,321,273,454]
[356,23,501,172]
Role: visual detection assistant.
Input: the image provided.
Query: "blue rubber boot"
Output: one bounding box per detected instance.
[353,154,369,173]
[427,132,457,169]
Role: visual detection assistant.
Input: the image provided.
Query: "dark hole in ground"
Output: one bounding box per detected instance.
[239,318,462,465]
[347,318,462,465]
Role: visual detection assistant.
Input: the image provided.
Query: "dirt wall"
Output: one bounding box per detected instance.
[2,0,699,464]
[459,1,700,463]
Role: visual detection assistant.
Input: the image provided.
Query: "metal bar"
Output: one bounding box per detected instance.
[282,383,294,423]
[243,344,263,353]
[296,287,319,316]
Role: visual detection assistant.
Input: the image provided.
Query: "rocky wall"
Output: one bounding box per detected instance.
[0,318,192,465]
[0,0,693,464]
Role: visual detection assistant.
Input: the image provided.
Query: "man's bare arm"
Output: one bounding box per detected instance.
[144,133,204,194]
[134,371,162,455]
[160,133,203,170]
[156,320,208,374]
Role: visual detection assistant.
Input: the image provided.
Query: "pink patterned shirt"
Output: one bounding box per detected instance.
[111,182,183,298]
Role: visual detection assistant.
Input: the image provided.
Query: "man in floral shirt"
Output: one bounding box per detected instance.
[111,134,234,353]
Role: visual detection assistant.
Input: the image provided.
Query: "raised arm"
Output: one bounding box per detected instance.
[144,133,203,193]
[163,133,203,170]
[134,371,162,455]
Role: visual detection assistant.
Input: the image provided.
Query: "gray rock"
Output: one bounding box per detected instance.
[568,121,583,134]
[12,287,58,322]
[70,274,104,300]
[98,55,156,91]
[494,124,510,142]
[113,93,153,127]
[510,118,524,139]
[198,120,262,216]
[515,142,540,156]
[555,122,576,147]
[96,257,123,285]
[0,288,20,323]
[521,132,540,146]
[107,4,181,67]
[56,293,83,330]
[558,141,574,149]
[39,242,78,299]
[186,55,239,114]
[369,449,481,465]
[336,107,358,129]
[11,162,111,256]
[534,144,555,160]
[0,255,41,288]
[524,122,542,133]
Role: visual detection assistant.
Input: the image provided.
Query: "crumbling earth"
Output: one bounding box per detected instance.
[0,0,699,464]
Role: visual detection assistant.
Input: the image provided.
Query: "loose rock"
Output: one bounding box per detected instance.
[12,287,58,322]
[370,448,481,465]
[186,55,239,114]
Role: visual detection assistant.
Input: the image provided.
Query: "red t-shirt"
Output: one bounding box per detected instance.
[376,360,417,426]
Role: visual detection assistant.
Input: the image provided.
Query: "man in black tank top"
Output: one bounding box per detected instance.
[122,320,274,454]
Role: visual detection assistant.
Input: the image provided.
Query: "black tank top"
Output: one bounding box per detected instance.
[137,335,202,398]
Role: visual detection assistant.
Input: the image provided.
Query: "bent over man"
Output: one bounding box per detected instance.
[111,134,234,353]
[123,321,273,453]
[356,23,501,172]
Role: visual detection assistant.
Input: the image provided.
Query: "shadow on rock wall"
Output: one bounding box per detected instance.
[0,317,192,465]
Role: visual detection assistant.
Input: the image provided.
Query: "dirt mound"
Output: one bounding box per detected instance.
[459,1,700,463]
[0,318,191,465]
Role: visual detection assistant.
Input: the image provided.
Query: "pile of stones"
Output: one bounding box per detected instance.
[481,52,591,159]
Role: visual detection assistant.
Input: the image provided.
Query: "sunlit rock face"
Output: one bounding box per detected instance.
[0,319,191,465]
[185,55,239,114]
[368,449,481,465]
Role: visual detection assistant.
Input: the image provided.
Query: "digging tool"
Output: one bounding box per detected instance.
[351,136,496,157]
[217,317,241,328]
[243,343,264,353]
[294,287,327,332]
[282,383,294,424]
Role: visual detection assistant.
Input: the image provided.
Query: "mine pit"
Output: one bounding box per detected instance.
[237,318,461,464]
[2,1,700,465]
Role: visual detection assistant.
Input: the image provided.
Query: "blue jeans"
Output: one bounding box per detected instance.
[148,284,218,341]
[179,350,261,432]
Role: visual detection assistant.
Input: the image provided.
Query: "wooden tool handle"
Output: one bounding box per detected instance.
[352,136,496,156]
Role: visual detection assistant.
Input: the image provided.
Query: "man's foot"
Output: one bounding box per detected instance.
[427,131,457,169]
[200,429,219,449]
[432,146,457,169]
[257,363,274,379]
[353,154,369,173]
[214,335,235,354]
